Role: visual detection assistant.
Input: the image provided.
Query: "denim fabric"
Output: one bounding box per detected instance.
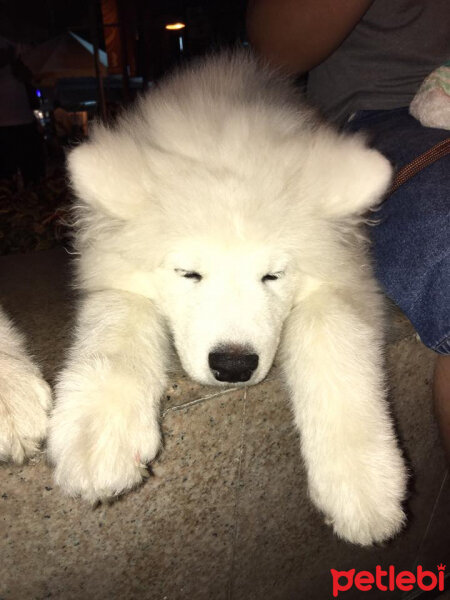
[345,108,450,354]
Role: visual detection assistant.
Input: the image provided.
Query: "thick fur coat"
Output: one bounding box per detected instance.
[2,52,407,545]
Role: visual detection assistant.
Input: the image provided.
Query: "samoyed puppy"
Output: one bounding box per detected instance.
[48,51,407,545]
[0,307,51,462]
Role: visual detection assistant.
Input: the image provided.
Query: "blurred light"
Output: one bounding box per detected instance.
[36,89,41,97]
[178,36,184,52]
[165,22,185,30]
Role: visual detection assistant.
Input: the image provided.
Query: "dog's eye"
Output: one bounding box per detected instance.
[184,272,202,281]
[261,272,284,283]
[175,269,202,282]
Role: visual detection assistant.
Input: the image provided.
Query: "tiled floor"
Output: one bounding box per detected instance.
[0,249,448,600]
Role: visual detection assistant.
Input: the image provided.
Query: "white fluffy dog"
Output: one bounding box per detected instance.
[47,52,407,545]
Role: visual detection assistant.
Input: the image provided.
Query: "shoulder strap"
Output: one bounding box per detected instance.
[387,137,450,196]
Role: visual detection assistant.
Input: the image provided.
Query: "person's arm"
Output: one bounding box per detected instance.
[246,0,373,74]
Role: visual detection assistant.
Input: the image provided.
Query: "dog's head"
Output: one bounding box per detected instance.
[68,62,391,386]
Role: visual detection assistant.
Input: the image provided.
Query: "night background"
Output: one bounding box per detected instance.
[0,0,248,254]
[1,0,248,104]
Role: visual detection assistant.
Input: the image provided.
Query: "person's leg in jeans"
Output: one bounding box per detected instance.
[346,108,450,462]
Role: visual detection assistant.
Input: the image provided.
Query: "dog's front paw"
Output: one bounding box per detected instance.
[48,362,161,502]
[0,355,52,463]
[310,447,407,546]
[327,487,406,546]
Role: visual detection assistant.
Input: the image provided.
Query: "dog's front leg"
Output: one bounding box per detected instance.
[48,290,169,502]
[281,286,407,545]
[0,308,51,463]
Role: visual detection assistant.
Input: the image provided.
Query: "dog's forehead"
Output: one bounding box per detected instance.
[145,135,299,200]
[165,238,290,269]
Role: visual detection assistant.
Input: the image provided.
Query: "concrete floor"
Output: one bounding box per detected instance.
[0,249,448,600]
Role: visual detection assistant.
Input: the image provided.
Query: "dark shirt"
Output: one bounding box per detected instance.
[307,0,450,125]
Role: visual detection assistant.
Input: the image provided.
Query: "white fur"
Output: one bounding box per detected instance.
[0,307,51,462]
[48,51,407,544]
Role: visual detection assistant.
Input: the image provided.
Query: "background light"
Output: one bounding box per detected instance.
[165,22,186,30]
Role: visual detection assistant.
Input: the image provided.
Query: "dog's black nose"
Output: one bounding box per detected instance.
[208,351,259,383]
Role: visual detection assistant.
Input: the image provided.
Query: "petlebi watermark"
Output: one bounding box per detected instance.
[330,564,446,597]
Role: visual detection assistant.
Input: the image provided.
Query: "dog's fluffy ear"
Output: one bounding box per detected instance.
[307,131,393,218]
[68,130,149,220]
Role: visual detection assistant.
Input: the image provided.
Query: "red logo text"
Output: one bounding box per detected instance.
[330,564,446,597]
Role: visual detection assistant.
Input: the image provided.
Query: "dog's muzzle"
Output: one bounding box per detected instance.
[208,350,259,383]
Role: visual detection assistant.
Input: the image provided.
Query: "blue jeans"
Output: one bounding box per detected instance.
[345,108,450,354]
